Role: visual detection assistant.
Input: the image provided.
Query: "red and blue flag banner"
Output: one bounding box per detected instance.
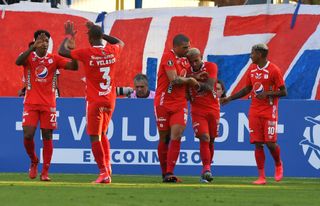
[1,3,320,99]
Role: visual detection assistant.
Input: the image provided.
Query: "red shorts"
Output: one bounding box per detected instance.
[22,104,57,129]
[154,105,188,131]
[249,116,278,143]
[86,101,113,136]
[191,111,220,138]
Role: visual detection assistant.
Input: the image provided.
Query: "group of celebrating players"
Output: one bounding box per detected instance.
[16,20,287,185]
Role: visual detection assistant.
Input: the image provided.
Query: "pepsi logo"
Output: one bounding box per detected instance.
[253,82,264,94]
[35,65,48,79]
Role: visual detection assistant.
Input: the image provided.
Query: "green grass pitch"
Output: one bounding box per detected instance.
[0,173,319,206]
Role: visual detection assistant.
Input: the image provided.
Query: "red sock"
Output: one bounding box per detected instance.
[270,145,282,166]
[209,142,214,163]
[24,138,38,162]
[157,141,168,176]
[42,139,53,171]
[200,141,211,173]
[166,139,181,174]
[255,147,265,170]
[91,141,106,174]
[101,135,110,167]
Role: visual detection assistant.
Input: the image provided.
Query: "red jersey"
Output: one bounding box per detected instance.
[154,50,189,109]
[23,52,68,108]
[71,44,121,108]
[187,61,219,114]
[245,61,285,119]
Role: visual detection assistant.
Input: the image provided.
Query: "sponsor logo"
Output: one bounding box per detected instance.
[255,73,262,79]
[167,60,174,66]
[300,115,320,170]
[253,82,264,95]
[35,65,48,79]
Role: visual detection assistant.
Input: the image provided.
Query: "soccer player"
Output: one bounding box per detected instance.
[186,48,219,183]
[221,44,287,185]
[154,34,199,182]
[129,73,155,98]
[59,21,124,184]
[15,30,78,181]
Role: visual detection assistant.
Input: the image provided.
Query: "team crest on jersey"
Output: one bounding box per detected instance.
[35,65,48,79]
[167,60,174,66]
[255,73,262,79]
[253,82,264,94]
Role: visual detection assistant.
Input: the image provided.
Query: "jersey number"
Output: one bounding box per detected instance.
[99,67,111,90]
[50,114,57,123]
[268,126,275,135]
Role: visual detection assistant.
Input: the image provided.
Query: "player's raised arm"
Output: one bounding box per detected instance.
[59,21,77,59]
[15,33,45,66]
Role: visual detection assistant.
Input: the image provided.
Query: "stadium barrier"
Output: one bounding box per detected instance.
[0,98,319,177]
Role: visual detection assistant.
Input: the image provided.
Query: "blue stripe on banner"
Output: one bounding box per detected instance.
[146,57,158,91]
[207,54,250,91]
[285,50,320,99]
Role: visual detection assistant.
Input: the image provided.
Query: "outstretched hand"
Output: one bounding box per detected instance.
[32,33,47,50]
[64,20,77,36]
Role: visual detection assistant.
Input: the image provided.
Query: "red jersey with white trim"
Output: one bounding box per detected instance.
[245,61,285,119]
[71,44,121,108]
[23,52,68,107]
[154,50,189,109]
[187,61,219,113]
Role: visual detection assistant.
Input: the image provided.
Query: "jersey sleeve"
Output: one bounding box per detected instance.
[162,54,176,71]
[245,64,254,87]
[106,44,121,57]
[54,54,70,69]
[273,66,285,88]
[70,48,87,61]
[207,62,218,79]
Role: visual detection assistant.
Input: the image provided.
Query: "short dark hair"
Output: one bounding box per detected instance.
[134,73,148,85]
[88,25,103,40]
[252,43,268,58]
[173,34,189,46]
[34,30,50,40]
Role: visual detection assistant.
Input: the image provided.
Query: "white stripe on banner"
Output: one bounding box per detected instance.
[41,148,256,166]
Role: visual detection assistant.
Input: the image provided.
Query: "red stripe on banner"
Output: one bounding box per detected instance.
[163,16,212,55]
[109,18,152,87]
[316,83,320,100]
[225,14,320,96]
[0,11,90,97]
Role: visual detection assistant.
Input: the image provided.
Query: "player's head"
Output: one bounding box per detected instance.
[34,30,50,40]
[133,73,149,98]
[173,34,190,57]
[33,30,50,55]
[250,43,268,64]
[88,25,103,46]
[186,48,203,71]
[216,79,226,98]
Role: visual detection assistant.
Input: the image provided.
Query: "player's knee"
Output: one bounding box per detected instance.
[198,135,210,142]
[24,132,34,139]
[41,129,53,140]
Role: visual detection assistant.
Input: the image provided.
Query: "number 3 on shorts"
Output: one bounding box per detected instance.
[100,67,111,90]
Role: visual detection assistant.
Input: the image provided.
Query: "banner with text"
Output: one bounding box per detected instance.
[0,98,319,177]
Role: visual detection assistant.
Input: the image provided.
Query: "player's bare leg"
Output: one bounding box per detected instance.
[40,129,53,181]
[266,142,283,182]
[158,130,170,180]
[23,126,38,179]
[253,143,266,185]
[90,135,110,184]
[199,134,213,183]
[163,124,184,183]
